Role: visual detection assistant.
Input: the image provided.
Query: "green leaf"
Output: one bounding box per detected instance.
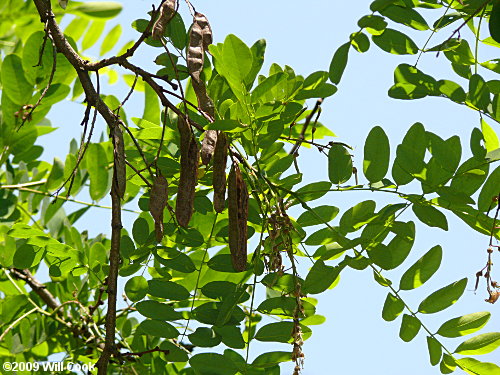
[412,203,448,230]
[135,300,182,320]
[257,296,315,317]
[13,244,37,269]
[440,353,456,374]
[81,20,105,51]
[399,245,442,290]
[208,254,248,273]
[255,322,311,343]
[363,126,390,182]
[382,293,404,321]
[451,157,489,196]
[350,32,370,53]
[210,34,253,98]
[68,1,123,19]
[46,157,65,191]
[100,24,122,55]
[245,39,266,89]
[138,319,179,338]
[328,144,352,184]
[124,276,148,302]
[64,17,90,42]
[148,279,190,300]
[132,216,151,245]
[304,260,341,294]
[252,351,292,368]
[293,181,332,204]
[156,247,196,273]
[329,42,350,85]
[489,1,500,44]
[468,74,490,110]
[481,119,499,153]
[158,341,189,363]
[455,332,500,355]
[1,54,33,105]
[297,205,339,227]
[205,119,247,132]
[427,336,442,366]
[478,165,500,212]
[379,5,429,30]
[339,200,376,233]
[213,326,246,349]
[455,358,500,375]
[392,122,427,185]
[295,71,337,99]
[418,278,467,314]
[399,314,421,342]
[261,273,303,294]
[358,14,387,35]
[368,221,415,270]
[189,327,221,347]
[372,29,419,55]
[437,312,491,338]
[86,143,109,201]
[189,353,238,375]
[436,79,466,102]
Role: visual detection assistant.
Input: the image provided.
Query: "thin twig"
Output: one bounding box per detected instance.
[289,99,323,156]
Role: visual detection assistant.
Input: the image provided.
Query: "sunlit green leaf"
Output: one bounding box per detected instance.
[399,245,442,290]
[418,278,467,314]
[399,314,421,342]
[437,312,491,338]
[455,332,500,355]
[364,126,390,182]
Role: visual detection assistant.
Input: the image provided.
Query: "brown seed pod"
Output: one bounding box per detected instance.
[152,0,177,40]
[176,135,199,228]
[177,115,191,157]
[195,12,213,52]
[212,132,228,213]
[111,124,126,198]
[201,129,217,165]
[227,162,248,271]
[187,16,204,82]
[150,174,168,242]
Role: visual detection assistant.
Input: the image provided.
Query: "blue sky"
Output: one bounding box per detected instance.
[40,1,500,374]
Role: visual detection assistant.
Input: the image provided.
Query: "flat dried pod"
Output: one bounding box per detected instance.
[194,12,212,52]
[227,162,248,271]
[200,129,218,165]
[150,174,168,242]
[187,17,204,82]
[177,115,192,159]
[212,132,228,213]
[176,136,199,227]
[152,0,178,40]
[111,124,126,198]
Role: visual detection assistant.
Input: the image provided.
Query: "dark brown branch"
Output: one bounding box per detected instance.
[9,268,106,349]
[289,99,323,156]
[78,4,160,71]
[10,268,60,312]
[31,2,124,373]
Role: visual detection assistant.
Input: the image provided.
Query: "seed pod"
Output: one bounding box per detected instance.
[177,115,191,160]
[227,162,248,271]
[200,129,218,165]
[195,12,213,52]
[150,174,168,242]
[111,124,126,198]
[187,17,204,83]
[176,136,199,227]
[212,132,228,213]
[152,0,177,40]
